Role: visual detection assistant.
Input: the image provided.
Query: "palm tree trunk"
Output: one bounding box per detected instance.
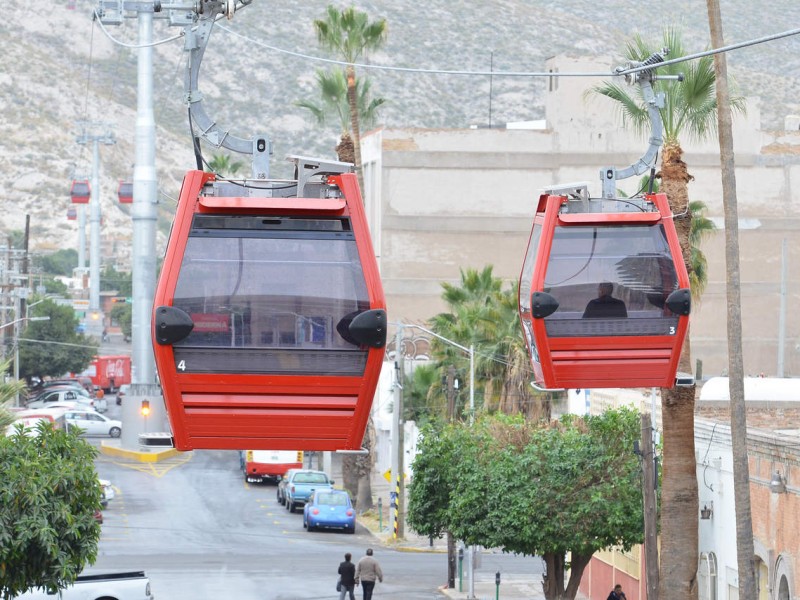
[346,65,365,192]
[706,2,757,597]
[658,140,699,600]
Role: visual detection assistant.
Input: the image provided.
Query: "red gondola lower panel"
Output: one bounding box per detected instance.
[153,160,386,451]
[519,190,691,390]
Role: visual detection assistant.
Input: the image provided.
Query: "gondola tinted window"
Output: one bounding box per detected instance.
[542,224,680,337]
[171,215,370,375]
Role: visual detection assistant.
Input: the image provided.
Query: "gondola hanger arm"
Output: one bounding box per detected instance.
[183,0,270,177]
[600,49,683,199]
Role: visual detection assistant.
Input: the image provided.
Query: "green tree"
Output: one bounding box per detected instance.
[0,422,102,599]
[428,267,552,421]
[295,67,386,163]
[18,299,97,383]
[0,359,27,424]
[100,265,132,296]
[36,249,78,277]
[110,302,132,339]
[591,28,743,598]
[313,5,387,187]
[408,410,643,600]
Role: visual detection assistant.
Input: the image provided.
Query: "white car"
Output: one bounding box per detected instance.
[27,389,94,410]
[64,409,122,438]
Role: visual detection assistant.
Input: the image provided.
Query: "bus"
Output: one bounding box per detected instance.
[242,450,303,484]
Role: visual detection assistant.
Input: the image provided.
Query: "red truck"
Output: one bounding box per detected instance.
[83,355,131,392]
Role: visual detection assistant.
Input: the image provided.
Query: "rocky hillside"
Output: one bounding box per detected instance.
[1,0,799,259]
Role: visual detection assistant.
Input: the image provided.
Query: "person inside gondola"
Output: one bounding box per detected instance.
[582,282,628,319]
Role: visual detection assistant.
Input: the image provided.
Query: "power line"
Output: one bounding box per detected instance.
[217,23,800,79]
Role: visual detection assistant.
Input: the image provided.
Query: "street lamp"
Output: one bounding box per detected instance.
[395,323,474,422]
[1,316,50,406]
[393,322,476,599]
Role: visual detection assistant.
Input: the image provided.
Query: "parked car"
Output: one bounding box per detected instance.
[276,468,301,506]
[283,469,335,513]
[303,490,355,533]
[27,389,94,410]
[29,384,91,402]
[65,409,122,438]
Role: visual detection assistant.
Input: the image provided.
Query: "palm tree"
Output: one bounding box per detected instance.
[206,153,244,178]
[689,200,715,299]
[592,28,744,598]
[427,267,551,422]
[1,359,27,430]
[313,5,387,188]
[295,67,386,164]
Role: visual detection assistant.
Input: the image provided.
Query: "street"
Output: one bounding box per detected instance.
[79,358,544,600]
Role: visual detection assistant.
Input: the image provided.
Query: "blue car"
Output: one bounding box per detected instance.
[303,490,356,533]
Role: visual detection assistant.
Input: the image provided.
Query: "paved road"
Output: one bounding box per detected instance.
[92,446,453,599]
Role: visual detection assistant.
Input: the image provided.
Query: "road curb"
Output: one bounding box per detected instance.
[100,441,182,462]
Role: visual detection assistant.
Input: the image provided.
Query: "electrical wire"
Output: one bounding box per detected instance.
[92,9,186,48]
[216,23,800,79]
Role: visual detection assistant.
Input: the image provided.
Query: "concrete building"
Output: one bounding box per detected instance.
[361,54,800,380]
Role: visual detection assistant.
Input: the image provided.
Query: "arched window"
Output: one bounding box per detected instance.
[778,575,790,600]
[698,552,718,600]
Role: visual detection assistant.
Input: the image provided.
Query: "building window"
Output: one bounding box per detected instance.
[698,552,718,600]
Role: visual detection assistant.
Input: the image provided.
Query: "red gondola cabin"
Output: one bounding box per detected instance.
[518,185,691,390]
[118,181,133,204]
[70,180,90,204]
[153,157,387,452]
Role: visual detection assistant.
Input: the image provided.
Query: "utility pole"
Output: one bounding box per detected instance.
[76,122,115,339]
[446,364,457,589]
[95,0,184,447]
[641,413,659,600]
[390,326,405,540]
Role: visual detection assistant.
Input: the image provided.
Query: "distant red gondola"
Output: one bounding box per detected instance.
[153,157,387,452]
[70,180,90,204]
[118,181,133,204]
[66,207,77,220]
[518,184,691,390]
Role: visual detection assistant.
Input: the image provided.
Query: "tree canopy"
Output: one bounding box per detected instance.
[408,409,643,600]
[0,421,102,599]
[17,299,97,384]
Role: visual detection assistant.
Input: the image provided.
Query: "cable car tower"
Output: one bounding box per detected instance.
[153,1,387,452]
[519,51,692,390]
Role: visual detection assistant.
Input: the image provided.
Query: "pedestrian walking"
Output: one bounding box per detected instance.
[355,548,383,600]
[338,552,356,600]
[607,584,627,600]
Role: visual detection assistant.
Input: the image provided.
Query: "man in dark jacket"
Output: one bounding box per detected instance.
[607,584,627,600]
[338,552,357,600]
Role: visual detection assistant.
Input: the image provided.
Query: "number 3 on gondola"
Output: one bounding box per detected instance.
[518,185,691,390]
[153,158,386,451]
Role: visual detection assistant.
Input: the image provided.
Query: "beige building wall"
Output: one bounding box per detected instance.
[362,54,800,380]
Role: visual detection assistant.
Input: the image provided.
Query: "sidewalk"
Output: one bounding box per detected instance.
[358,491,552,600]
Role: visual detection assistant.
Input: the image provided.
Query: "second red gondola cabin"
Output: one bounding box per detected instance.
[519,186,691,390]
[153,157,387,452]
[70,180,90,204]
